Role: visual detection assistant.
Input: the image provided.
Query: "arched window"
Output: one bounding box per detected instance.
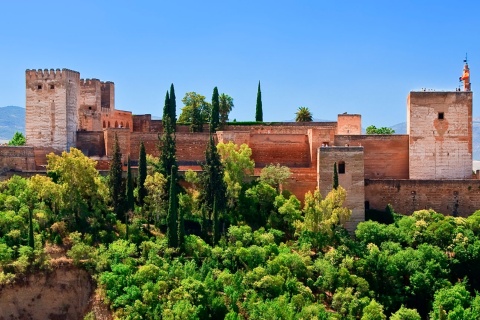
[126,122,130,129]
[108,121,111,128]
[103,121,106,128]
[120,121,124,128]
[115,121,118,128]
[338,161,345,174]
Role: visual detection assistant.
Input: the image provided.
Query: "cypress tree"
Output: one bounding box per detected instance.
[201,135,226,242]
[163,91,170,120]
[160,115,177,187]
[255,81,263,122]
[137,141,147,207]
[109,133,124,220]
[170,83,177,127]
[167,165,178,248]
[333,162,339,190]
[212,196,219,245]
[210,87,220,132]
[178,198,185,252]
[28,208,34,248]
[126,155,134,240]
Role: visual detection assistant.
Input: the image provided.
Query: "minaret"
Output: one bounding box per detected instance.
[460,56,471,91]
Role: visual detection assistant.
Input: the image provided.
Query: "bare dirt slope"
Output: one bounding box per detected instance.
[0,265,92,320]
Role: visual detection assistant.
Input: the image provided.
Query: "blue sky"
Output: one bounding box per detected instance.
[1,1,479,127]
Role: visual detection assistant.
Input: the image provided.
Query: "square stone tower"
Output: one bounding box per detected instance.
[25,69,80,151]
[318,146,365,231]
[407,91,473,179]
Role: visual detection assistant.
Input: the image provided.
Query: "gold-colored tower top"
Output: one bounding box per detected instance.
[460,59,471,91]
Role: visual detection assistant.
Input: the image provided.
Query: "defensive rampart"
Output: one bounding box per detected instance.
[334,135,409,179]
[365,179,480,216]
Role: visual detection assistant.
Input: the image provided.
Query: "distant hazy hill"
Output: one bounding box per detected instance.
[388,121,480,160]
[0,106,25,143]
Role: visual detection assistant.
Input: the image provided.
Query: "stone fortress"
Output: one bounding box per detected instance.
[0,62,478,230]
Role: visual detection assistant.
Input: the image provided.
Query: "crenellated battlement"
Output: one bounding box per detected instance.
[80,78,101,87]
[25,68,80,81]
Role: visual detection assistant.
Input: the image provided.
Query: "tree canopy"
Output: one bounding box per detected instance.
[366,125,395,134]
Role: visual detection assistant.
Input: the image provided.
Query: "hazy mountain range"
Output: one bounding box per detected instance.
[2,106,480,160]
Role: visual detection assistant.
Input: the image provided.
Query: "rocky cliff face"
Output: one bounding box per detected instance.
[0,264,110,320]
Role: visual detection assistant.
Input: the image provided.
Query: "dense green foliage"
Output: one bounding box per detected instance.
[8,131,26,146]
[256,81,263,122]
[366,125,395,134]
[179,92,211,126]
[2,144,480,319]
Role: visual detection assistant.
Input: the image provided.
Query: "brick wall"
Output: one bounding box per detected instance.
[76,131,105,156]
[365,179,480,216]
[0,146,36,171]
[250,134,310,167]
[334,135,409,179]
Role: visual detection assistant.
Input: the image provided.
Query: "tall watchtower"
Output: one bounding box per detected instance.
[25,69,80,151]
[407,63,473,179]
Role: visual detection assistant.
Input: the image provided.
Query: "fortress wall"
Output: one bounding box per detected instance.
[130,133,160,160]
[151,120,163,132]
[217,131,251,146]
[33,147,58,169]
[175,133,210,164]
[308,127,337,167]
[286,168,318,203]
[334,135,409,179]
[318,147,365,231]
[249,134,310,167]
[133,114,152,132]
[408,91,472,179]
[104,129,130,162]
[365,179,480,216]
[337,114,362,135]
[102,109,133,131]
[76,131,105,156]
[225,122,337,135]
[0,146,36,171]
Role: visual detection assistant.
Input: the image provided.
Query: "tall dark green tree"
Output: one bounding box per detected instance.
[219,93,234,128]
[167,165,178,248]
[333,162,339,190]
[178,198,185,252]
[212,196,219,245]
[255,81,263,122]
[210,87,220,132]
[160,92,178,187]
[170,84,177,127]
[163,91,170,120]
[137,141,147,207]
[201,135,227,241]
[28,208,34,248]
[109,134,124,220]
[126,155,134,240]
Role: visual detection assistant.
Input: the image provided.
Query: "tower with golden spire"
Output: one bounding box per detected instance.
[460,55,471,91]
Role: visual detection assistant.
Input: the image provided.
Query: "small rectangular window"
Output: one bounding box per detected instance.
[50,84,54,89]
[338,162,345,174]
[37,85,42,90]
[438,112,444,120]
